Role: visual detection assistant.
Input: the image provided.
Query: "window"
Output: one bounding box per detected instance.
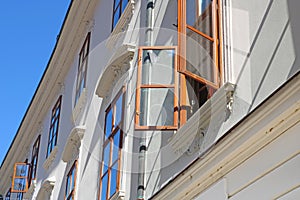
[5,189,23,200]
[65,161,78,200]
[75,32,90,105]
[178,0,221,124]
[11,163,30,193]
[135,47,178,130]
[99,88,125,200]
[112,0,129,30]
[29,135,41,185]
[47,96,62,158]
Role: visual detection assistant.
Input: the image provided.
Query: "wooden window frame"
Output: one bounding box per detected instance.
[99,87,125,200]
[178,0,221,89]
[46,96,62,158]
[65,160,78,200]
[29,135,41,186]
[75,32,91,105]
[135,46,178,130]
[11,163,30,193]
[178,0,222,125]
[112,0,129,31]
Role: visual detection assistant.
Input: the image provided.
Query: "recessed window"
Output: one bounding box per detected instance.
[47,96,62,158]
[65,161,78,200]
[178,0,221,124]
[99,88,125,200]
[112,0,129,30]
[29,135,41,185]
[135,47,178,130]
[75,32,91,105]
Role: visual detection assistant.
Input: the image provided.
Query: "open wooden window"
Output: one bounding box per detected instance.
[99,88,125,200]
[75,32,90,105]
[178,0,222,124]
[65,161,78,200]
[112,0,129,30]
[135,47,178,130]
[29,135,41,186]
[11,163,30,193]
[47,96,62,158]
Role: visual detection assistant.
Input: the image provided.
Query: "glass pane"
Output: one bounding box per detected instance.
[103,143,111,172]
[105,109,113,137]
[114,0,121,9]
[186,0,213,37]
[186,28,216,83]
[110,164,118,197]
[15,164,29,177]
[115,95,123,127]
[66,176,70,197]
[101,174,108,200]
[140,88,174,126]
[112,130,120,162]
[142,49,175,85]
[71,167,75,190]
[113,11,120,28]
[13,178,26,191]
[121,0,128,12]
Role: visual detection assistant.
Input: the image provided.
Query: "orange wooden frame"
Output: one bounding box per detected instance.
[99,87,125,200]
[178,0,222,126]
[65,160,78,200]
[11,163,30,193]
[178,0,221,88]
[135,46,178,130]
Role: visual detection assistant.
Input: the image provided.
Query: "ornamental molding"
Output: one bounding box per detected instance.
[110,190,125,200]
[62,126,86,162]
[43,146,58,170]
[36,177,56,200]
[169,82,235,155]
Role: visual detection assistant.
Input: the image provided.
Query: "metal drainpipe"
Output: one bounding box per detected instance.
[137,0,154,200]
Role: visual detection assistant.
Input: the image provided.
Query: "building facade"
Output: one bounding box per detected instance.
[1,0,300,199]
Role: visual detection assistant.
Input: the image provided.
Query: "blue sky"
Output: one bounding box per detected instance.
[0,1,71,165]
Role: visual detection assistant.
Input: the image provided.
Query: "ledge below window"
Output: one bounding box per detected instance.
[62,126,86,162]
[43,146,58,170]
[71,88,87,125]
[169,82,235,155]
[36,177,55,200]
[111,190,125,200]
[96,44,135,98]
[106,0,135,49]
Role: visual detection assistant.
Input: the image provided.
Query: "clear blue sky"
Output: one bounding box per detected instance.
[0,1,71,165]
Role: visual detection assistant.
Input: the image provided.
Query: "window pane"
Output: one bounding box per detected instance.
[101,174,108,200]
[71,168,75,190]
[66,176,70,197]
[112,130,120,163]
[114,0,121,9]
[13,178,26,191]
[15,164,29,177]
[186,0,213,37]
[105,109,113,137]
[103,143,111,172]
[121,0,128,12]
[140,88,174,126]
[110,164,118,197]
[141,49,175,85]
[186,28,215,83]
[115,95,123,127]
[113,11,120,28]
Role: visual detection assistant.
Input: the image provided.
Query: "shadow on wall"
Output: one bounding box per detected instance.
[233,0,300,113]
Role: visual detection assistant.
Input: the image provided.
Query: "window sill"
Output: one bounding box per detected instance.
[43,146,58,170]
[169,82,235,155]
[36,177,55,200]
[106,0,135,49]
[96,44,135,98]
[62,126,86,162]
[71,88,87,125]
[24,180,36,200]
[110,190,125,200]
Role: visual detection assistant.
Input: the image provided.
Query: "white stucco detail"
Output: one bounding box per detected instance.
[43,146,58,170]
[36,177,56,200]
